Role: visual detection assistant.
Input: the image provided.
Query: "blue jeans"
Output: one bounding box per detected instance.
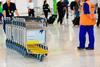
[79,25,95,49]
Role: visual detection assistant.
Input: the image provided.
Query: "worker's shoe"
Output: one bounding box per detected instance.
[85,47,94,50]
[77,47,84,50]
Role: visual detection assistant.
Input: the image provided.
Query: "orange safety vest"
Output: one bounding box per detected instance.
[80,1,96,26]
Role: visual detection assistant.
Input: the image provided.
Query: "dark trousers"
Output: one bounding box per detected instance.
[0,13,2,21]
[3,21,6,33]
[79,25,95,49]
[65,6,68,19]
[97,8,100,26]
[44,11,48,19]
[58,11,65,24]
[28,9,35,17]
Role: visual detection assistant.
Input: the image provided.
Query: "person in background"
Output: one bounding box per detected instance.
[3,0,19,17]
[74,0,80,16]
[3,0,19,32]
[78,0,96,50]
[97,0,100,27]
[63,0,69,19]
[57,0,66,25]
[70,0,80,16]
[71,0,80,26]
[0,1,3,21]
[27,0,35,17]
[43,0,50,19]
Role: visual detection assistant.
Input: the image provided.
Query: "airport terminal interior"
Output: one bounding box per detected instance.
[0,0,100,67]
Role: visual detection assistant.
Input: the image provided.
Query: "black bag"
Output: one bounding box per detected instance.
[47,15,57,24]
[72,16,80,26]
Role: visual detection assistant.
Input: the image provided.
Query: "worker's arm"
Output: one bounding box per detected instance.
[83,3,96,20]
[3,10,6,17]
[3,4,6,17]
[15,10,19,16]
[13,3,19,16]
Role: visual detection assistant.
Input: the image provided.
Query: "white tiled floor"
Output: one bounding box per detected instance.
[0,15,100,67]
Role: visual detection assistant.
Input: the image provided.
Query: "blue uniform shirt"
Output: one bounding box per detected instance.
[83,3,90,14]
[83,2,96,14]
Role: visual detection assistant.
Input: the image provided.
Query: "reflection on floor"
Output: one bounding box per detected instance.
[0,16,100,67]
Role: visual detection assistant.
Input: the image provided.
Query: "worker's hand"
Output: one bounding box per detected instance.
[92,17,96,21]
[15,10,19,16]
[87,14,96,21]
[50,11,52,15]
[90,16,96,21]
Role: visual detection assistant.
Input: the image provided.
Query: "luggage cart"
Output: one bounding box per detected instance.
[5,17,48,61]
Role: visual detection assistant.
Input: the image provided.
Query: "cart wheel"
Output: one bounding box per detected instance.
[39,55,44,61]
[34,54,37,58]
[45,54,48,56]
[37,54,40,60]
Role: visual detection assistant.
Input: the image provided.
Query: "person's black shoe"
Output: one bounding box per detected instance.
[77,47,84,50]
[97,24,99,27]
[60,23,62,25]
[85,47,94,50]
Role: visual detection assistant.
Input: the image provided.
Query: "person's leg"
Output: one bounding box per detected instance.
[57,17,60,23]
[86,26,95,49]
[32,9,35,18]
[78,25,86,49]
[44,11,48,26]
[59,11,65,24]
[0,16,2,21]
[3,21,6,33]
[98,14,100,26]
[28,9,31,16]
[66,6,68,19]
[98,8,100,26]
[97,8,100,27]
[28,9,30,16]
[44,11,48,19]
[0,13,2,21]
[60,14,62,24]
[44,12,46,18]
[59,14,63,24]
[57,12,60,23]
[47,12,49,19]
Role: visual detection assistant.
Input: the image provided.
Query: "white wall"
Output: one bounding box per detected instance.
[16,0,28,15]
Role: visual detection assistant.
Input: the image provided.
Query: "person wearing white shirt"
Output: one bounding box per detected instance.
[27,0,35,17]
[97,0,100,27]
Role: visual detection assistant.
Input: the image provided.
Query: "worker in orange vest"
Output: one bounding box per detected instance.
[77,0,96,50]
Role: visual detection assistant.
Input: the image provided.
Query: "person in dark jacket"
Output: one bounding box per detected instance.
[3,0,19,32]
[57,0,65,24]
[97,0,100,27]
[63,0,69,19]
[43,0,50,19]
[3,0,19,17]
[70,0,80,26]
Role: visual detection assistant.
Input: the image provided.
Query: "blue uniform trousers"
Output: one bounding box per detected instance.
[79,25,95,49]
